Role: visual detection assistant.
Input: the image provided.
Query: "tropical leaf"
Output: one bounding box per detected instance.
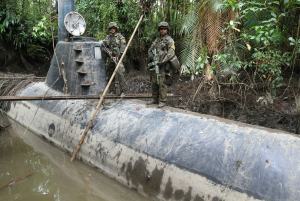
[179,0,235,78]
[180,3,199,36]
[179,35,202,70]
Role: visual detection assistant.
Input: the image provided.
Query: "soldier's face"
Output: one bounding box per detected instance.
[110,28,116,34]
[160,28,168,36]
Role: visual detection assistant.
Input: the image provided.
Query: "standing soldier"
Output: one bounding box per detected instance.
[103,22,128,95]
[147,22,176,108]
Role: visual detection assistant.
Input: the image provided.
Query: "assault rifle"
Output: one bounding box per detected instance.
[101,43,118,66]
[147,49,160,83]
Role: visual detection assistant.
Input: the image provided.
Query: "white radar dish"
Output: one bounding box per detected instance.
[64,12,86,36]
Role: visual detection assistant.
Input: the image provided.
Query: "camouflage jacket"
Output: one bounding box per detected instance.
[148,34,175,63]
[103,33,126,57]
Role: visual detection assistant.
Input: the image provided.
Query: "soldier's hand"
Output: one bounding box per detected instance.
[149,55,153,61]
[157,62,164,67]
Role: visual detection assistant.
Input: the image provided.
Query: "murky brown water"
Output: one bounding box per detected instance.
[0,116,150,201]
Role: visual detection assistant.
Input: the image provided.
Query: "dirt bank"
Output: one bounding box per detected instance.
[0,68,298,134]
[125,70,299,134]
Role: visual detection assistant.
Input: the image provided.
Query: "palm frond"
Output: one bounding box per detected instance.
[180,4,200,36]
[243,11,259,29]
[179,0,237,78]
[209,0,226,13]
[178,35,202,70]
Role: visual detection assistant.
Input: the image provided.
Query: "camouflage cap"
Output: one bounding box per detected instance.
[158,21,170,31]
[108,22,119,30]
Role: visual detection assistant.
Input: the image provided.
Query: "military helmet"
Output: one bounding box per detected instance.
[108,22,119,30]
[158,21,170,31]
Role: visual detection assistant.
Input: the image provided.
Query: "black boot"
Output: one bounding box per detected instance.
[146,99,159,105]
[158,102,166,108]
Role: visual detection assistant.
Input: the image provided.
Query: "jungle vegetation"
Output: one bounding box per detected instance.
[0,0,300,130]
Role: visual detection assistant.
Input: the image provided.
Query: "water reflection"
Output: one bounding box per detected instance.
[0,116,149,201]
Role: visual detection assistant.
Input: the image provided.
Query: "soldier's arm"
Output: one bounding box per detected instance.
[119,35,126,54]
[103,36,109,46]
[103,36,111,54]
[148,39,157,59]
[162,38,175,63]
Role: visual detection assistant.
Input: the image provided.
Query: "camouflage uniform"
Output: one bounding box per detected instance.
[148,22,175,105]
[103,22,128,94]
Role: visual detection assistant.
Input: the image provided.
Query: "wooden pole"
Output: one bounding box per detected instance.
[0,94,179,101]
[0,77,46,80]
[70,15,144,162]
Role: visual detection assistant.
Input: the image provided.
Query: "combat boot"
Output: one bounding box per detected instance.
[146,99,159,105]
[158,102,166,108]
[120,92,125,97]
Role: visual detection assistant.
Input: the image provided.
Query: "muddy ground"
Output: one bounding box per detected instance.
[125,70,299,134]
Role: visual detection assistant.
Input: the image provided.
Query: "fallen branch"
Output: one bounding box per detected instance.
[0,173,34,190]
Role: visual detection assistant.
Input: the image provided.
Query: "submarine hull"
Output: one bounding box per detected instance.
[7,81,300,201]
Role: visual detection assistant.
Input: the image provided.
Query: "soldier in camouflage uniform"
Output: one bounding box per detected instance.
[147,22,175,108]
[103,22,128,95]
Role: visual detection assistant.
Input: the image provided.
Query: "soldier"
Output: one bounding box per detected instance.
[147,22,176,108]
[103,22,128,95]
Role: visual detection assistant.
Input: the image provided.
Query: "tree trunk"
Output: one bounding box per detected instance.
[296,77,300,134]
[0,44,17,69]
[138,0,152,73]
[21,0,26,16]
[19,49,35,71]
[164,0,170,22]
[297,101,300,134]
[139,36,147,73]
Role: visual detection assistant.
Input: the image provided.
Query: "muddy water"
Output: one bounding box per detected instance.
[0,117,150,201]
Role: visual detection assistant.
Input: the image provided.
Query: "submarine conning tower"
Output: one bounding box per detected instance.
[58,0,74,42]
[46,0,107,95]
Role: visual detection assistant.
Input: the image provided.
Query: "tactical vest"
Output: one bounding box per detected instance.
[104,33,125,57]
[152,35,172,62]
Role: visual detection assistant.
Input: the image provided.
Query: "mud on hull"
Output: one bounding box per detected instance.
[7,82,300,201]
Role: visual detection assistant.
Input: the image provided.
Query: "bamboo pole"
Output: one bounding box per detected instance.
[70,15,144,162]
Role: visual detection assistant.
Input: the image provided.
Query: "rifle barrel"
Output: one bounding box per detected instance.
[101,44,118,65]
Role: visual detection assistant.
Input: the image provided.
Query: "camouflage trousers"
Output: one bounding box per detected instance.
[150,70,169,102]
[106,60,128,94]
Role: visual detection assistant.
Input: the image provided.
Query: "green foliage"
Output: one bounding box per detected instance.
[75,0,140,39]
[214,53,242,80]
[289,37,300,54]
[32,16,51,40]
[178,0,230,79]
[0,0,57,60]
[27,44,51,60]
[182,47,210,80]
[207,0,300,99]
[75,0,185,67]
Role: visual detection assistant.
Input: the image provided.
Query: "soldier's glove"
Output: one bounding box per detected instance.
[119,53,123,60]
[149,55,153,61]
[157,62,165,67]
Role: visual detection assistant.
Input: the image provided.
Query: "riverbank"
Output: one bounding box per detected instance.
[125,70,299,134]
[0,70,299,134]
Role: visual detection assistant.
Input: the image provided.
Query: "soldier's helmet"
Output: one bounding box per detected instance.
[108,22,119,30]
[158,22,170,31]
